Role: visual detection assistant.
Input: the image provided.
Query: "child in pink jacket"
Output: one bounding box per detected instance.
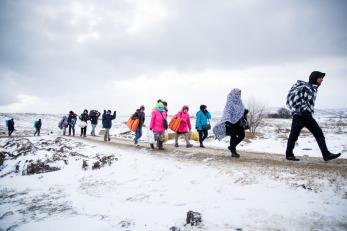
[175,105,193,148]
[150,102,167,150]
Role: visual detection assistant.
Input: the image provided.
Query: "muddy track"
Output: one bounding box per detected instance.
[70,136,347,179]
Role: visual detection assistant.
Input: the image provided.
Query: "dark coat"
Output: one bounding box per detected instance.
[79,113,90,122]
[7,119,14,130]
[68,114,77,126]
[132,110,145,126]
[102,111,116,129]
[89,111,101,125]
[35,120,42,129]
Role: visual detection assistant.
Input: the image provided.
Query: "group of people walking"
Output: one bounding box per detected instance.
[59,109,117,141]
[4,71,342,162]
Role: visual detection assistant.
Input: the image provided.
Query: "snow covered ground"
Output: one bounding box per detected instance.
[1,135,346,230]
[1,112,346,158]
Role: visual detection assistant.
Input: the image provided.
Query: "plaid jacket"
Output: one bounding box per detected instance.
[286,80,318,114]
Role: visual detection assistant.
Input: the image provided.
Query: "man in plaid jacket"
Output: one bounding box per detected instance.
[285,71,341,161]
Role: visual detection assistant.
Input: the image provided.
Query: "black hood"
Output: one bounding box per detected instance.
[200,105,207,111]
[309,71,325,85]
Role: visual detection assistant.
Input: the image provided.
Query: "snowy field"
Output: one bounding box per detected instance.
[1,112,346,159]
[1,135,346,231]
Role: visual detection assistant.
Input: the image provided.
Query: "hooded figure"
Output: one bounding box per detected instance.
[286,71,325,115]
[79,109,90,137]
[285,71,341,162]
[196,105,212,148]
[7,118,15,136]
[34,119,42,136]
[222,88,245,124]
[174,105,193,148]
[309,71,325,85]
[150,102,167,150]
[177,105,191,133]
[213,88,245,140]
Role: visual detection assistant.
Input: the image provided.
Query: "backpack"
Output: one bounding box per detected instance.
[169,114,181,132]
[127,114,140,132]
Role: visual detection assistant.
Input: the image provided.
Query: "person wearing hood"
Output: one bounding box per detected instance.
[133,105,145,145]
[7,118,15,137]
[175,105,193,148]
[102,110,117,142]
[286,71,341,161]
[68,111,77,136]
[196,105,212,148]
[89,110,101,136]
[34,119,42,136]
[79,109,90,137]
[58,115,69,135]
[213,88,249,158]
[150,102,168,150]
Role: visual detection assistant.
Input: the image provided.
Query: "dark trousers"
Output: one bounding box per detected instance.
[34,128,40,136]
[81,127,87,137]
[69,125,75,136]
[226,122,245,153]
[8,128,14,137]
[198,130,208,145]
[286,115,329,158]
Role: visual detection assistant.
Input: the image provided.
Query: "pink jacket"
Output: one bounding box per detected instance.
[177,111,191,133]
[150,110,167,132]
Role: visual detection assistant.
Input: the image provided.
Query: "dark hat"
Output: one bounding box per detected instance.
[107,110,111,113]
[140,105,145,110]
[200,105,207,111]
[309,71,325,85]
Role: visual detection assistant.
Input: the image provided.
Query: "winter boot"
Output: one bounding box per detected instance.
[231,152,240,158]
[186,143,193,148]
[286,155,300,161]
[158,141,164,150]
[323,152,341,161]
[150,143,155,149]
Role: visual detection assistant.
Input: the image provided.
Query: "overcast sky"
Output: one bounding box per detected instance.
[0,0,346,115]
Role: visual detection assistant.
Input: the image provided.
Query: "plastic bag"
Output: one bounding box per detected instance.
[78,121,87,128]
[147,131,155,144]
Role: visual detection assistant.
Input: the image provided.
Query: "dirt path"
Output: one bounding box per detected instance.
[70,135,347,179]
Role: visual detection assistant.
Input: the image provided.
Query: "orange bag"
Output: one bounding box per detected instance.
[169,114,181,132]
[127,116,140,132]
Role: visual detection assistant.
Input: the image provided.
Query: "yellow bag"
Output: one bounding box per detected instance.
[191,131,199,141]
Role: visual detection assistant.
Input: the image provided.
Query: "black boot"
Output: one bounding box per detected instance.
[323,153,341,161]
[228,145,240,158]
[286,155,300,161]
[150,144,155,149]
[158,141,164,150]
[231,152,240,158]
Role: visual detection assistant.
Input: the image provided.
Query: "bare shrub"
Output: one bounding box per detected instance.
[247,99,266,136]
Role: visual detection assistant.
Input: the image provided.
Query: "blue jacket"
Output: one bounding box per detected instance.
[195,110,211,130]
[102,111,116,129]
